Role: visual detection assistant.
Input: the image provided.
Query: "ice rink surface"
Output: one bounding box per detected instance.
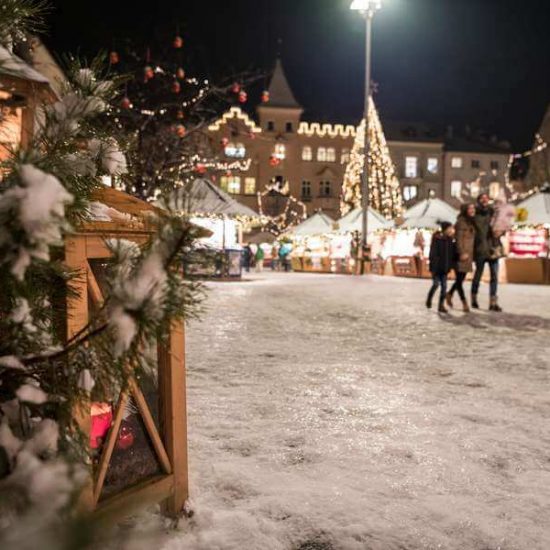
[158,273,550,550]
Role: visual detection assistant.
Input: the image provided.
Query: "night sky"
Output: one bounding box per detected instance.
[45,0,550,151]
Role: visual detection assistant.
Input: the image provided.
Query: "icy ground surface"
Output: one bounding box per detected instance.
[158,273,550,550]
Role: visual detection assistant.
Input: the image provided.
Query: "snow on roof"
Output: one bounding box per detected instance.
[288,211,335,237]
[165,178,260,219]
[0,45,50,84]
[401,198,459,229]
[337,207,394,233]
[517,190,550,226]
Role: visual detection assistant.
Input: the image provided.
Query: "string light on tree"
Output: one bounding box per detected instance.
[341,97,403,220]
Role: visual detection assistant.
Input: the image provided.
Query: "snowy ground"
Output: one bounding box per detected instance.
[152,273,550,550]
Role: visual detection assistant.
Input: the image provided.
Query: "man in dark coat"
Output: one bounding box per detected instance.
[471,193,502,312]
[427,222,457,313]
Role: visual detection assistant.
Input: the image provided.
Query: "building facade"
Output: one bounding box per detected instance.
[207,60,513,219]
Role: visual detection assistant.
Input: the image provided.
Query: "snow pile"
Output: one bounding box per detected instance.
[0,164,73,280]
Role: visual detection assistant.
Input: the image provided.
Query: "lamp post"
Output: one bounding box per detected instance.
[351,0,382,274]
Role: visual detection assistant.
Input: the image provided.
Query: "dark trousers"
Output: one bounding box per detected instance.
[428,273,448,307]
[449,271,467,302]
[472,259,499,297]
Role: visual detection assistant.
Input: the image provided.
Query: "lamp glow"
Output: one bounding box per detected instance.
[350,0,382,11]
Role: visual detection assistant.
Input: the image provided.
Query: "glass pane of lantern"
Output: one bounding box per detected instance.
[99,397,163,501]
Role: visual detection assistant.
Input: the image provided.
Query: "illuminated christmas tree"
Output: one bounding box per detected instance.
[341,97,403,219]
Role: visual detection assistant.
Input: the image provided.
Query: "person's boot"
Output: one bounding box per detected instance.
[426,287,436,309]
[462,299,470,313]
[445,292,454,309]
[438,303,448,314]
[471,294,480,310]
[489,297,503,312]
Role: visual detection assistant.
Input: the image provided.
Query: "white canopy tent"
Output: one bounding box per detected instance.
[401,198,459,229]
[287,211,335,238]
[516,190,550,226]
[337,207,394,233]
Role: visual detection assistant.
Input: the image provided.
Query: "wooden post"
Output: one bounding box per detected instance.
[158,320,189,517]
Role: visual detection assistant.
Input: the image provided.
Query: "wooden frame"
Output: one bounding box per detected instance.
[66,188,189,521]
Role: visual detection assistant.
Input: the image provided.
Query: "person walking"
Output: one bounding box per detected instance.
[446,203,476,312]
[242,245,253,273]
[426,222,457,313]
[471,193,502,312]
[255,245,265,273]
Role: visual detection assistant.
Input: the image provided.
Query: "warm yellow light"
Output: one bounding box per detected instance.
[350,0,382,11]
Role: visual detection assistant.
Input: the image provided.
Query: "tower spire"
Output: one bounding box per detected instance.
[265,58,301,110]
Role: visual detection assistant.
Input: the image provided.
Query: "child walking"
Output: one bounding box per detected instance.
[427,222,457,313]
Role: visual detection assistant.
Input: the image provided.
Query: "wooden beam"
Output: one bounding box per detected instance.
[86,261,104,307]
[129,377,173,475]
[93,390,130,505]
[158,320,188,517]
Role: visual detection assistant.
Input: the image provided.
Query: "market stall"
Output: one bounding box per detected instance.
[507,189,550,284]
[164,178,261,278]
[285,211,337,273]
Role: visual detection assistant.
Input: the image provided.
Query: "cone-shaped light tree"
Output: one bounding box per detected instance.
[341,97,403,219]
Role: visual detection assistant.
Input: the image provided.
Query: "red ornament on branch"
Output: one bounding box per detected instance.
[221,137,229,147]
[261,90,270,103]
[194,163,207,175]
[144,66,154,82]
[231,82,241,94]
[109,51,120,65]
[116,425,135,450]
[238,90,248,104]
[120,96,131,110]
[176,67,186,80]
[173,35,184,49]
[172,81,181,94]
[175,124,187,138]
[269,156,280,167]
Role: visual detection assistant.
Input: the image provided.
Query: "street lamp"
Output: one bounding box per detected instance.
[351,0,382,274]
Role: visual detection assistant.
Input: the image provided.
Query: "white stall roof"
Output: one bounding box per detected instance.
[517,190,550,226]
[401,198,459,229]
[337,207,394,233]
[287,211,335,237]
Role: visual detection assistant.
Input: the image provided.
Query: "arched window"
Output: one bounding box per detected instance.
[317,147,327,162]
[302,146,313,161]
[274,144,286,160]
[326,148,336,163]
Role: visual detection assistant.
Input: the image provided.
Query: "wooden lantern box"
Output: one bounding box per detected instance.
[67,187,194,521]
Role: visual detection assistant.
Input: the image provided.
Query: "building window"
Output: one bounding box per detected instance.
[319,181,332,197]
[491,160,500,170]
[302,146,313,161]
[267,121,275,132]
[285,122,293,133]
[451,180,462,198]
[225,142,246,159]
[427,157,439,174]
[273,143,286,160]
[403,185,418,201]
[220,176,241,195]
[405,156,418,178]
[451,156,463,169]
[470,181,480,198]
[244,177,256,195]
[471,159,480,169]
[341,148,350,164]
[489,182,500,199]
[301,180,312,199]
[317,147,327,162]
[326,148,336,163]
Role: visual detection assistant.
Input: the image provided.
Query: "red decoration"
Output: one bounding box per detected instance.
[248,132,256,140]
[221,137,229,147]
[173,35,184,49]
[90,403,113,450]
[269,156,280,167]
[238,90,248,104]
[176,67,186,80]
[109,51,120,65]
[144,66,154,81]
[194,163,207,175]
[172,81,181,94]
[231,82,241,94]
[116,424,135,450]
[120,96,131,110]
[261,90,270,103]
[175,124,187,138]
